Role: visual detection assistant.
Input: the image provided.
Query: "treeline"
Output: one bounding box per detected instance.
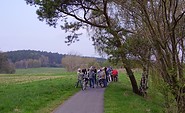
[5,50,63,68]
[3,50,106,70]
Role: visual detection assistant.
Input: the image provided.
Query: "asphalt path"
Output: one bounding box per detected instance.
[52,87,105,113]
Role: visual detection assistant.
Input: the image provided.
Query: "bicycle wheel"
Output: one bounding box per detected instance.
[82,80,86,90]
[99,79,104,88]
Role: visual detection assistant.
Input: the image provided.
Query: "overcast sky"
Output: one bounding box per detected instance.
[0,1,101,57]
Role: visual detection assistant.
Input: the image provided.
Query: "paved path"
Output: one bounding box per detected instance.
[52,87,105,113]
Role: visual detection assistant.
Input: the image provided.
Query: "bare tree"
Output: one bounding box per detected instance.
[62,55,96,71]
[0,52,15,73]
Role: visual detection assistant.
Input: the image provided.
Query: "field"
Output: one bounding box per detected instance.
[0,68,164,113]
[0,68,79,113]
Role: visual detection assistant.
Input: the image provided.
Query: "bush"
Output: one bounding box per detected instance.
[0,52,15,74]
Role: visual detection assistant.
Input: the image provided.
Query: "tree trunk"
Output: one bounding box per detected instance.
[138,48,151,97]
[124,66,140,95]
[139,66,149,97]
[175,82,185,113]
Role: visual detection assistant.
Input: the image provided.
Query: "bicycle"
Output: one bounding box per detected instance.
[82,78,88,90]
[97,78,104,88]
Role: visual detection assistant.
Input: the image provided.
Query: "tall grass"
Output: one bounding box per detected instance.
[104,70,164,113]
[0,68,79,113]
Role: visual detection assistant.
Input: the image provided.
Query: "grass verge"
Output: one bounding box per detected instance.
[104,71,164,113]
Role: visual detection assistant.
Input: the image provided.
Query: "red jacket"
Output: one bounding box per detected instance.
[112,69,118,76]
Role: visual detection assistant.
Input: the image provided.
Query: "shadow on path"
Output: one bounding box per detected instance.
[52,87,105,113]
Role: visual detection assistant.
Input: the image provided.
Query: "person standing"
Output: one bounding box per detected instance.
[105,67,109,83]
[107,66,113,82]
[103,67,107,87]
[88,67,95,88]
[93,67,97,85]
[98,67,107,87]
[112,69,118,82]
[75,68,84,88]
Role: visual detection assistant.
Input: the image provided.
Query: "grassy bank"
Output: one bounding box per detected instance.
[0,68,79,113]
[104,70,164,113]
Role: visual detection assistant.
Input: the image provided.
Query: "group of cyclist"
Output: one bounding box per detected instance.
[75,66,118,90]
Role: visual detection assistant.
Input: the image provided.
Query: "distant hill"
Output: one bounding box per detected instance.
[5,50,63,67]
[5,50,106,68]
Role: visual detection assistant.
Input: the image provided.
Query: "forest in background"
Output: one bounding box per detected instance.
[0,50,106,73]
[6,50,63,68]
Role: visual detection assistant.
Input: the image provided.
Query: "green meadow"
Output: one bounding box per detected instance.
[0,68,164,113]
[0,68,79,113]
